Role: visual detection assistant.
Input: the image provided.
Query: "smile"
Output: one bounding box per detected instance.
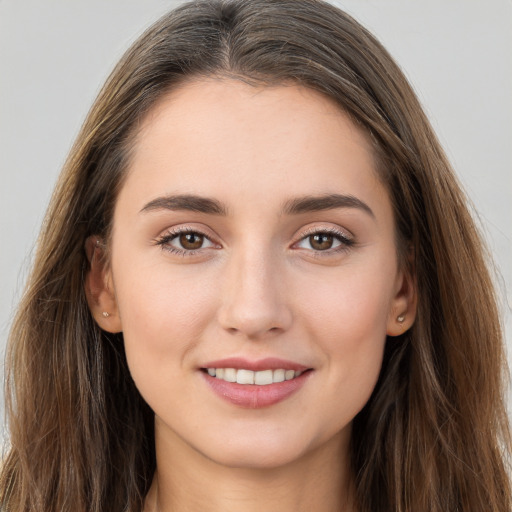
[205,368,303,385]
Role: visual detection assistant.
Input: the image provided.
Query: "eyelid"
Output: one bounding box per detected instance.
[157,223,216,239]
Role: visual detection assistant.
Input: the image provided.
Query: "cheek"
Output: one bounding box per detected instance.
[294,262,394,393]
[112,261,219,378]
[298,260,394,338]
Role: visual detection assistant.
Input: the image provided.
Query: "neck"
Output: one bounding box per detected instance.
[145,420,356,512]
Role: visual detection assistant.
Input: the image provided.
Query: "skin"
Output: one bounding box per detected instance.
[86,79,415,512]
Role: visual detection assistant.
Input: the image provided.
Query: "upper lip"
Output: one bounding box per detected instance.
[201,357,310,372]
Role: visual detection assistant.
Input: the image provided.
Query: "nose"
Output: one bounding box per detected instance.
[217,247,293,339]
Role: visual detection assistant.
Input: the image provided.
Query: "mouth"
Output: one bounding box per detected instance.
[200,358,313,408]
[202,367,306,385]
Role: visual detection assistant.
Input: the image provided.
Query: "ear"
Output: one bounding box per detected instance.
[84,236,122,333]
[386,263,417,337]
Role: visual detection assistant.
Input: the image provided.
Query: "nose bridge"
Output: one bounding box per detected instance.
[218,241,291,337]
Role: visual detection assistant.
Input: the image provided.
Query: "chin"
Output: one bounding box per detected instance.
[206,444,308,470]
[199,427,341,471]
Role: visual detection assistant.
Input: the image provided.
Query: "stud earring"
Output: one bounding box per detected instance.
[397,314,405,324]
[102,311,110,318]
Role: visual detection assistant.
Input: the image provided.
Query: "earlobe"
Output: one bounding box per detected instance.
[84,236,122,333]
[386,266,417,337]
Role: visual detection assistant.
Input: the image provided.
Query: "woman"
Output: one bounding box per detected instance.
[1,0,510,511]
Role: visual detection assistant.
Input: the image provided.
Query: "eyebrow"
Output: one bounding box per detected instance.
[140,194,228,215]
[283,193,375,218]
[140,192,374,218]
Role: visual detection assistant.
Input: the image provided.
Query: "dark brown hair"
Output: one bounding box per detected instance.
[2,1,510,510]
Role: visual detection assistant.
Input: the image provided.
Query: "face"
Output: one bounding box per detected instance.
[89,79,414,469]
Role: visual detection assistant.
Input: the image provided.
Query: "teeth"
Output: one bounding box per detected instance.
[236,369,254,384]
[254,369,273,385]
[273,369,285,383]
[206,368,304,385]
[224,368,236,382]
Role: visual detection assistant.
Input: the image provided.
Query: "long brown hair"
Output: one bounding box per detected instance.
[1,1,510,510]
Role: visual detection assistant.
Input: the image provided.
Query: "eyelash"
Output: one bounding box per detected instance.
[153,226,355,257]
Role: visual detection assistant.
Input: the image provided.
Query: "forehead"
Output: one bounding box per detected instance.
[118,78,389,220]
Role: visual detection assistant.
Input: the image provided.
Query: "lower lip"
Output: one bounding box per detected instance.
[202,371,311,409]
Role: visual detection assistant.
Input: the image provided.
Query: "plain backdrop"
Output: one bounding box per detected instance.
[1,0,511,422]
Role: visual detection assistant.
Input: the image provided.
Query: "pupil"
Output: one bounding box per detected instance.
[180,233,203,250]
[311,234,333,250]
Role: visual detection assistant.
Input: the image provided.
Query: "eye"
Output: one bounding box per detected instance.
[155,228,217,254]
[299,233,339,251]
[294,228,354,252]
[175,232,210,250]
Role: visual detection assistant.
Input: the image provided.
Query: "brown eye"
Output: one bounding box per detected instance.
[309,233,334,251]
[295,229,353,253]
[157,229,216,254]
[179,232,204,250]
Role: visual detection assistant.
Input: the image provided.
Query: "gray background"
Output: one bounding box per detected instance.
[1,0,511,422]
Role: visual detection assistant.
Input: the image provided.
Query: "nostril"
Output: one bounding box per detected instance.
[224,325,283,338]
